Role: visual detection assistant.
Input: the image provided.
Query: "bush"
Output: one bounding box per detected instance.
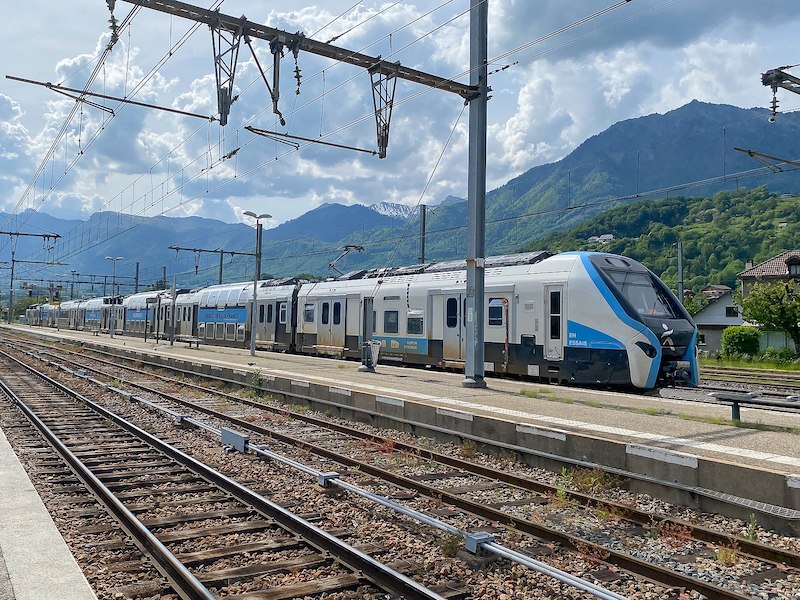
[721,326,760,357]
[761,347,798,364]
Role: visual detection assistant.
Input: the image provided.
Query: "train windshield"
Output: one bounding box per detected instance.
[603,270,679,319]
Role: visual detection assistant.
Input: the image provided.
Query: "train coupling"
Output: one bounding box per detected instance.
[662,360,692,386]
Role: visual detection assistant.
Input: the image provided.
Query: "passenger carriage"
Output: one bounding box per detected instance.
[19,251,697,389]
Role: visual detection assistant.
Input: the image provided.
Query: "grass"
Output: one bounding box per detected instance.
[700,355,800,371]
[524,384,800,435]
[633,406,673,417]
[678,412,800,434]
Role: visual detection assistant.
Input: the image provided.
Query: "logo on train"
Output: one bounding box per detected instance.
[660,323,675,350]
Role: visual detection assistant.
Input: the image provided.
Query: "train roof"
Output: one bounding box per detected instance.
[336,251,555,280]
[122,289,173,309]
[82,296,116,309]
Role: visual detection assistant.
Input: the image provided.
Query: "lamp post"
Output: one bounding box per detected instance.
[243,211,271,357]
[105,256,124,338]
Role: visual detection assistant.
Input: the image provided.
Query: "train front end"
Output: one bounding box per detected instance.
[583,253,698,388]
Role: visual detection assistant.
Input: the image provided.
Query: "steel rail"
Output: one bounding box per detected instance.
[0,355,216,600]
[6,343,754,597]
[0,349,447,600]
[11,335,799,568]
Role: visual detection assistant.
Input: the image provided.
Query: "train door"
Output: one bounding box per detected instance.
[443,293,466,361]
[260,301,277,342]
[545,285,564,360]
[317,298,346,348]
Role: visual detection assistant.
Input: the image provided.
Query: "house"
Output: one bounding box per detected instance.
[736,250,800,351]
[738,250,800,297]
[691,290,742,353]
[700,284,731,300]
[587,234,614,244]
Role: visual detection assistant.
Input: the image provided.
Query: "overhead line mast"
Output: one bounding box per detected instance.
[0,231,61,324]
[116,0,478,156]
[114,0,489,386]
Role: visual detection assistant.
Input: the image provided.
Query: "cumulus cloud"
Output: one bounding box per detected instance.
[3,0,800,238]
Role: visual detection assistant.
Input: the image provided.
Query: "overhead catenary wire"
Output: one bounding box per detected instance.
[4,1,217,261]
[10,0,751,285]
[12,0,468,273]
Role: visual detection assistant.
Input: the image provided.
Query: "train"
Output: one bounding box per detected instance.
[23,251,698,389]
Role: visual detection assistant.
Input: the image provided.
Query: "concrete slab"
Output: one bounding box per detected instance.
[0,427,96,600]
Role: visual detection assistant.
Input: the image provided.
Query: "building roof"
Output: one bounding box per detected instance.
[702,284,732,292]
[739,250,800,278]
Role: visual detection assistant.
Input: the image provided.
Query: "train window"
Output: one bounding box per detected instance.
[604,270,676,318]
[267,304,274,323]
[226,323,236,339]
[322,302,330,325]
[279,302,287,324]
[488,298,504,326]
[446,298,458,328]
[383,295,400,301]
[549,316,561,339]
[208,291,219,306]
[549,291,560,315]
[549,290,561,340]
[407,311,423,335]
[333,302,341,325]
[373,311,377,334]
[304,303,315,323]
[384,310,399,333]
[259,304,265,323]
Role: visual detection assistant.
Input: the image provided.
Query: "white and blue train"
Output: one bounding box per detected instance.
[24,251,698,389]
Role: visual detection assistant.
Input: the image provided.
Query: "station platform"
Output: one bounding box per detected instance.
[3,323,800,534]
[0,426,96,600]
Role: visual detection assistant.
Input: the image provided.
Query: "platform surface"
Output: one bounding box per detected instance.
[0,426,96,600]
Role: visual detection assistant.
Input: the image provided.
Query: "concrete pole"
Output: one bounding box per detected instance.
[677,240,684,305]
[463,0,488,389]
[418,205,427,264]
[250,221,263,357]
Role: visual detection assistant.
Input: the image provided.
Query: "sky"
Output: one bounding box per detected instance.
[0,0,798,235]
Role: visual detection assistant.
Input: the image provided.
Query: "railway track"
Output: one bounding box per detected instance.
[4,333,800,598]
[0,350,451,599]
[700,365,800,395]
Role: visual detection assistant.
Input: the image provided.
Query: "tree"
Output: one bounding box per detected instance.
[13,296,41,321]
[738,280,800,350]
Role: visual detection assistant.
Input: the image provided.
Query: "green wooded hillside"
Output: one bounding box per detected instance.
[524,186,800,294]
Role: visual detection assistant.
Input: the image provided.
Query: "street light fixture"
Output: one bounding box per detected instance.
[243,211,271,357]
[105,256,124,338]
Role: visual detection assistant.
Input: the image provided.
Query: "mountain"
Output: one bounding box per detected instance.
[5,100,800,291]
[527,186,800,296]
[262,202,404,244]
[369,202,417,219]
